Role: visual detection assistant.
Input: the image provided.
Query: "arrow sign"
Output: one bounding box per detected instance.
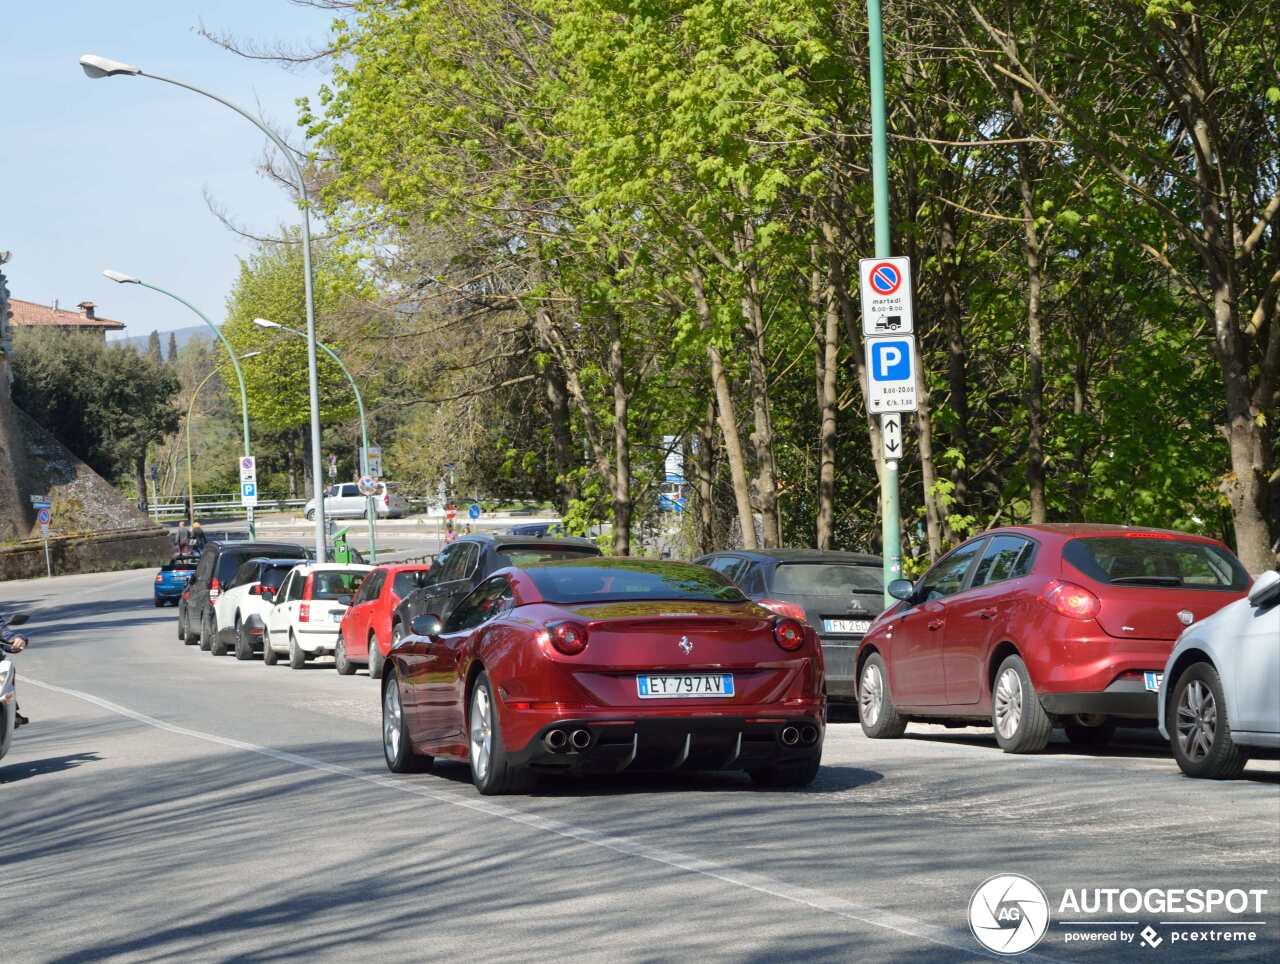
[881,412,903,462]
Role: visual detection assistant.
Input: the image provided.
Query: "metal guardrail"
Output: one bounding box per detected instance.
[146,494,443,522]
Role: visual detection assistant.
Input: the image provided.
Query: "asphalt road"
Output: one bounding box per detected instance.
[2,565,1277,963]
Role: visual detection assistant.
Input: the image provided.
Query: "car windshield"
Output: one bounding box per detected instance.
[497,546,601,567]
[392,571,424,597]
[528,561,745,604]
[162,562,197,573]
[773,563,882,595]
[311,570,366,600]
[1063,537,1248,591]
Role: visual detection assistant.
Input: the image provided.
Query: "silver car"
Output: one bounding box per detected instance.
[1158,570,1280,778]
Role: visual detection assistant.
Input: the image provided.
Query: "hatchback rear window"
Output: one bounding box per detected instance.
[1063,537,1248,591]
[496,546,601,568]
[529,561,745,604]
[311,570,366,599]
[772,563,882,595]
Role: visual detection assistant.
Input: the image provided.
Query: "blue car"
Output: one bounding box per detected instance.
[154,556,199,607]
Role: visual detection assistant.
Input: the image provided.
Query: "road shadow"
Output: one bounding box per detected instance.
[0,751,100,783]
[905,726,1177,761]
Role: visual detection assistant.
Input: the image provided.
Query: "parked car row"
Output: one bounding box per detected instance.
[162,523,1278,792]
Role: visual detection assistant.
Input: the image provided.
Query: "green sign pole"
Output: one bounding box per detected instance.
[867,0,902,604]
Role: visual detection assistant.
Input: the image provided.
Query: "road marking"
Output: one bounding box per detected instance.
[23,675,1070,962]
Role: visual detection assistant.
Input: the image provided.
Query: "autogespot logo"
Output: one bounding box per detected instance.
[969,873,1051,955]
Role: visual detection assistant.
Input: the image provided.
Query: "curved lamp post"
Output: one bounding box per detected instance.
[82,53,327,560]
[104,270,257,539]
[254,318,376,562]
[185,352,260,529]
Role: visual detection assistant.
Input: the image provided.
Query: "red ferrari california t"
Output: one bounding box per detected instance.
[381,558,826,794]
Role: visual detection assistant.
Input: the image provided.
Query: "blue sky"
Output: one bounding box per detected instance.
[2,1,337,337]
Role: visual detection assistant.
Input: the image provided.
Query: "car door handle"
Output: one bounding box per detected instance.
[927,619,945,631]
[977,608,997,620]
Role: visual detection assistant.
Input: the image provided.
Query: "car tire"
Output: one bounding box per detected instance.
[288,631,308,669]
[748,756,821,789]
[154,598,164,608]
[234,617,255,661]
[177,604,187,641]
[335,636,355,676]
[858,653,907,739]
[469,672,524,795]
[199,611,215,652]
[1170,662,1248,780]
[262,633,278,666]
[368,630,384,680]
[383,669,431,773]
[181,605,199,646]
[209,617,229,657]
[305,508,315,522]
[1064,718,1116,747]
[992,654,1052,754]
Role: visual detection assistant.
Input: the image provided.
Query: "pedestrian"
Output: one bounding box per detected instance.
[176,520,190,556]
[444,521,458,545]
[190,521,206,554]
[464,523,472,535]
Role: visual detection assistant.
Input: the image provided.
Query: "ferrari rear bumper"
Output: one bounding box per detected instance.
[509,715,824,774]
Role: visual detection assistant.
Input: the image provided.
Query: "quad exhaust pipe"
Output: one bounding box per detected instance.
[542,728,593,753]
[780,725,800,746]
[799,724,819,746]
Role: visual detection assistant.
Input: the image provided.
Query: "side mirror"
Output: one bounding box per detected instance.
[887,579,915,602]
[411,613,444,638]
[1247,570,1280,607]
[6,612,30,627]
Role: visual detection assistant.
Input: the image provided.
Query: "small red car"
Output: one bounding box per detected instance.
[856,524,1250,753]
[381,559,826,794]
[337,563,431,678]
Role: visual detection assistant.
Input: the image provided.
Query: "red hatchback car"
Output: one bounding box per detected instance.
[381,559,826,794]
[856,525,1250,753]
[337,563,431,678]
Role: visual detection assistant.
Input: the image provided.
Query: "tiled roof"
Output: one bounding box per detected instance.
[7,298,126,331]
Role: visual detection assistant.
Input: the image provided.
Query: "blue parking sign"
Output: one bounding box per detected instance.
[870,339,911,381]
[242,482,256,499]
[864,336,919,413]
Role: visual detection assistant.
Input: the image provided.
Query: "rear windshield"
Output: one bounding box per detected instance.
[496,546,601,568]
[262,566,296,592]
[1063,537,1248,591]
[162,561,197,573]
[528,561,745,604]
[773,563,882,595]
[311,570,366,600]
[217,546,307,586]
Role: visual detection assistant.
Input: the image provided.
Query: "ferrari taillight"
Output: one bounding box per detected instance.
[1041,579,1101,620]
[773,618,805,652]
[547,621,588,655]
[299,603,310,623]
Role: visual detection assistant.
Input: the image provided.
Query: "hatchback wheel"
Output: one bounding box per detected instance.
[858,653,906,739]
[382,670,430,773]
[469,672,524,795]
[199,611,215,652]
[234,617,255,661]
[335,636,355,676]
[262,632,278,666]
[288,632,308,669]
[1171,662,1248,779]
[368,630,384,680]
[181,605,199,645]
[992,655,1052,753]
[209,616,229,656]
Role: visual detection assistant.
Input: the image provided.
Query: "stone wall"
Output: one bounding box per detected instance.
[0,527,171,581]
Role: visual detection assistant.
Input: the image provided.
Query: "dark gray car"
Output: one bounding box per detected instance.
[694,550,884,699]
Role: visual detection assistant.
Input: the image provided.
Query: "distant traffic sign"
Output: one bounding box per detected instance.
[29,494,48,505]
[865,337,919,413]
[36,508,51,526]
[357,475,378,496]
[40,523,50,539]
[468,503,481,521]
[365,445,383,479]
[859,256,914,337]
[30,500,50,511]
[880,412,903,462]
[445,504,457,521]
[239,456,258,507]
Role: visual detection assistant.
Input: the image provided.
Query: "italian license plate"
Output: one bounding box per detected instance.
[823,618,871,635]
[637,674,735,699]
[1144,671,1162,693]
[331,612,345,624]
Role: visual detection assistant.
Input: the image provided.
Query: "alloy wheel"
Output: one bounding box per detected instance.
[860,663,883,727]
[470,685,493,782]
[383,680,402,760]
[1176,680,1216,763]
[994,668,1023,740]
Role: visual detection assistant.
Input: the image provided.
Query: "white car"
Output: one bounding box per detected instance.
[264,564,371,669]
[213,556,306,660]
[1158,570,1280,778]
[303,482,409,521]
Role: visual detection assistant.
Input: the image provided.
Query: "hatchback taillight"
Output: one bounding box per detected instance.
[1042,579,1101,620]
[547,621,588,655]
[773,618,806,651]
[383,493,390,508]
[155,574,163,584]
[299,603,310,623]
[758,599,808,622]
[248,583,263,595]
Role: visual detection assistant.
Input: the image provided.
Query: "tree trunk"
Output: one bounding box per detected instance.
[692,266,758,549]
[135,454,149,513]
[608,320,631,556]
[813,259,839,550]
[939,200,970,534]
[696,400,717,555]
[299,425,313,500]
[1011,85,1048,524]
[543,356,574,514]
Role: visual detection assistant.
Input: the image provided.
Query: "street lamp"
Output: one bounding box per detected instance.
[104,269,257,539]
[81,53,327,561]
[185,352,261,529]
[254,318,377,562]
